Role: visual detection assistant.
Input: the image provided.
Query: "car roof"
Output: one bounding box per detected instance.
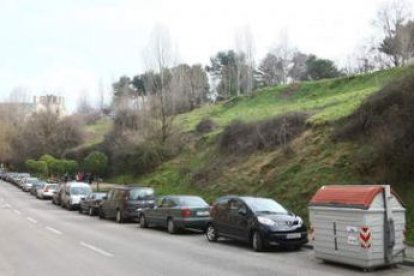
[67,182,90,186]
[110,185,152,190]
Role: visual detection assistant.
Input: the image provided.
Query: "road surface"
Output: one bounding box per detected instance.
[0,181,412,276]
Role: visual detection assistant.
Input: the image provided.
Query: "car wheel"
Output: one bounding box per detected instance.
[78,207,83,214]
[167,218,177,234]
[252,231,265,252]
[206,224,218,242]
[99,208,105,219]
[116,210,123,223]
[88,207,93,216]
[139,215,148,228]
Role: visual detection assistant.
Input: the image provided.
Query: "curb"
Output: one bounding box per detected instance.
[302,244,414,267]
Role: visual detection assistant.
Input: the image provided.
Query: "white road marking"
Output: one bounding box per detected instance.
[45,226,62,235]
[13,209,22,215]
[26,217,38,224]
[80,242,113,257]
[1,203,11,208]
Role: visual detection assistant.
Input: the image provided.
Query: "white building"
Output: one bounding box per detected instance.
[33,95,66,117]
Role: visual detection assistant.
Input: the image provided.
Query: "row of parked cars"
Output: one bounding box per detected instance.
[1,172,308,252]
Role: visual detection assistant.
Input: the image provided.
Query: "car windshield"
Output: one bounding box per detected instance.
[128,188,154,200]
[94,193,106,200]
[48,184,58,190]
[243,198,288,214]
[177,197,208,207]
[71,186,91,195]
[33,181,44,187]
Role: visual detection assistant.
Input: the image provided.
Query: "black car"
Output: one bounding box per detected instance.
[206,196,308,252]
[79,192,107,216]
[140,195,211,234]
[99,186,155,223]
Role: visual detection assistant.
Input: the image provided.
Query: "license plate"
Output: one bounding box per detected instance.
[286,233,301,239]
[196,211,209,216]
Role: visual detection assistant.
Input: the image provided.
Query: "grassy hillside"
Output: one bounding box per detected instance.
[108,66,414,242]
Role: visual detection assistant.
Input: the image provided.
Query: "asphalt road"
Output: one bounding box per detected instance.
[0,181,412,276]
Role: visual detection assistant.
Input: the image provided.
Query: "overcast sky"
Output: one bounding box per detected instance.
[0,0,411,111]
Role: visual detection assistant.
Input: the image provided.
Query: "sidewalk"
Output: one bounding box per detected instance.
[405,245,414,264]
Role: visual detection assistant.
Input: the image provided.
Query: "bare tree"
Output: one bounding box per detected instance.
[376,0,412,67]
[272,31,295,84]
[145,24,175,143]
[235,26,256,95]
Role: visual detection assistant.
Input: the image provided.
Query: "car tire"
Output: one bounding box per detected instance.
[78,207,83,214]
[252,231,265,252]
[116,210,123,223]
[167,218,177,234]
[206,224,218,242]
[88,207,94,216]
[139,215,148,228]
[99,208,105,219]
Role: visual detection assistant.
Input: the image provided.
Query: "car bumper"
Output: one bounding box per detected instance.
[261,228,308,248]
[174,217,212,230]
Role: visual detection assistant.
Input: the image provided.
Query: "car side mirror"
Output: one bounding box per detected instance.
[238,209,247,216]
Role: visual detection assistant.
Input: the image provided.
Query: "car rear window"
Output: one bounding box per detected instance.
[128,188,154,200]
[70,186,91,195]
[243,198,288,214]
[177,197,208,207]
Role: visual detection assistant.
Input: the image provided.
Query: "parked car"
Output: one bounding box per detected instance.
[36,183,59,199]
[22,177,40,192]
[30,180,46,196]
[52,184,65,205]
[15,173,30,188]
[79,192,107,216]
[99,186,155,223]
[205,196,308,252]
[61,182,92,210]
[139,195,211,234]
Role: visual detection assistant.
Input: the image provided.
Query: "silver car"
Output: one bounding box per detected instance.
[36,183,59,199]
[22,177,40,192]
[61,182,92,210]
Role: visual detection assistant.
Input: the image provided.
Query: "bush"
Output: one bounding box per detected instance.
[334,70,414,181]
[196,118,216,134]
[25,160,48,177]
[219,112,308,154]
[83,151,108,177]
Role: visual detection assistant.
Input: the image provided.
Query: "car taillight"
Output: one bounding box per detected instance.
[181,208,192,217]
[44,187,49,192]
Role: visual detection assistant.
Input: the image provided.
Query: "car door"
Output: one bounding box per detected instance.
[156,197,173,227]
[213,200,230,235]
[102,189,114,217]
[227,199,250,241]
[145,197,163,226]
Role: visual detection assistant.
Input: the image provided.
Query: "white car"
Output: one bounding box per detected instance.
[36,183,59,199]
[61,182,92,210]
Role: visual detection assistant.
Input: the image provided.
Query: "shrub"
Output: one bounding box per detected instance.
[219,112,308,154]
[83,151,108,177]
[334,70,414,182]
[25,160,48,177]
[196,118,216,134]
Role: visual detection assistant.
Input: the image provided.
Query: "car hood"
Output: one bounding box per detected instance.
[258,213,303,230]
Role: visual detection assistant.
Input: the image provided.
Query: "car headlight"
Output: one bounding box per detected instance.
[257,216,276,226]
[296,217,303,226]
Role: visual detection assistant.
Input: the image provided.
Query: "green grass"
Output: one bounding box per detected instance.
[177,67,408,130]
[109,66,414,242]
[83,118,112,146]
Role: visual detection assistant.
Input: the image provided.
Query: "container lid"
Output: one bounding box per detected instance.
[309,185,402,209]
